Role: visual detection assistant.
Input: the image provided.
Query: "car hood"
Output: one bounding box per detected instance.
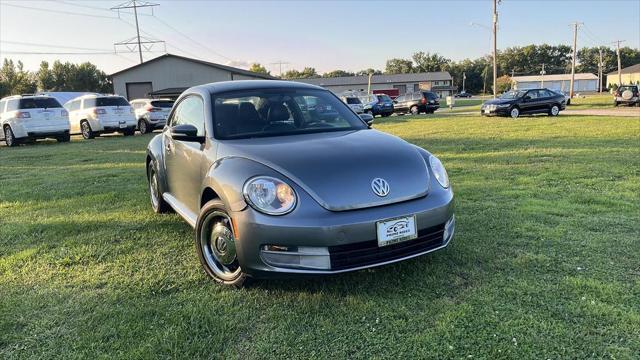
[220,130,430,211]
[484,98,516,105]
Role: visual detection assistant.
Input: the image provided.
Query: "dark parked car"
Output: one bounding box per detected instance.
[481,88,566,118]
[613,85,639,106]
[393,91,440,115]
[455,91,472,98]
[146,80,454,286]
[363,94,394,117]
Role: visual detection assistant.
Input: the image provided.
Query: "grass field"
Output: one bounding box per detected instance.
[569,94,616,110]
[1,114,639,358]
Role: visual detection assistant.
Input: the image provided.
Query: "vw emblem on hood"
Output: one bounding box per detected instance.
[371,178,390,197]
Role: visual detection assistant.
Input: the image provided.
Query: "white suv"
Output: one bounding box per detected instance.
[129,98,174,134]
[0,95,70,147]
[340,96,364,114]
[65,94,136,139]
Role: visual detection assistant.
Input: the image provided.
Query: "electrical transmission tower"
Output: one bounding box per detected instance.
[111,0,164,63]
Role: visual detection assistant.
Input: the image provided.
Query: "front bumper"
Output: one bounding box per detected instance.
[481,106,510,116]
[230,189,454,278]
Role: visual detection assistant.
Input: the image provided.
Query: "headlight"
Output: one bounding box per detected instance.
[243,176,297,215]
[429,156,449,188]
[497,104,510,108]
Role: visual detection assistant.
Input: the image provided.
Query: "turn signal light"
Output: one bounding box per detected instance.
[93,108,107,115]
[16,111,31,118]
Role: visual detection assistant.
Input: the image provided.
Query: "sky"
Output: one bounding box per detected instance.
[1,0,639,75]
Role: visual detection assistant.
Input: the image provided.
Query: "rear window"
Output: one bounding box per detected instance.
[345,97,361,105]
[376,95,392,102]
[94,97,130,107]
[150,100,174,108]
[423,92,438,100]
[18,97,62,109]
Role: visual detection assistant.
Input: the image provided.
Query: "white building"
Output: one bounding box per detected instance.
[110,54,274,100]
[295,72,456,98]
[512,73,598,93]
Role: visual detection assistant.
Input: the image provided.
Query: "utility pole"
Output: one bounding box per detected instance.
[569,22,582,99]
[367,73,373,94]
[612,40,625,86]
[269,60,290,77]
[462,72,466,93]
[112,1,161,64]
[492,0,499,98]
[598,48,603,93]
[540,63,546,87]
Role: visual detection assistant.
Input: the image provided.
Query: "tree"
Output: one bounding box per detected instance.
[322,70,354,78]
[495,75,512,93]
[248,63,270,75]
[355,68,382,76]
[384,58,413,74]
[36,61,55,91]
[281,67,318,79]
[412,52,450,73]
[0,59,36,97]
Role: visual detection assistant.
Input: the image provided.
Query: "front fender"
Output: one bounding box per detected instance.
[203,156,296,213]
[146,134,166,189]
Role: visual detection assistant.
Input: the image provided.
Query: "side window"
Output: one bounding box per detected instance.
[396,96,405,102]
[67,100,80,111]
[82,98,96,109]
[0,100,6,113]
[527,90,538,99]
[171,96,205,136]
[6,99,18,112]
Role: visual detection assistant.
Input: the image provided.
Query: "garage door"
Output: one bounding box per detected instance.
[126,82,153,100]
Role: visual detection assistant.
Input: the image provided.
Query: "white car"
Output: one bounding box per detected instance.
[65,94,136,139]
[340,96,364,114]
[0,95,70,147]
[129,98,174,134]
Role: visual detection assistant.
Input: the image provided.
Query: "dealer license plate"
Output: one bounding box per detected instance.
[119,121,127,128]
[376,215,417,247]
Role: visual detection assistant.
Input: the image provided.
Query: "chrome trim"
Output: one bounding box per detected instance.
[162,193,197,228]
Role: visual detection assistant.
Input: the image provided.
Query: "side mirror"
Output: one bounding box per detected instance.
[359,113,374,126]
[170,124,204,143]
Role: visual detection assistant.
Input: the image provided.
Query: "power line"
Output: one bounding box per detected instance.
[0,51,118,55]
[0,2,118,19]
[0,40,112,52]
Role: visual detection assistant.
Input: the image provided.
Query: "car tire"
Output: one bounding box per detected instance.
[147,160,170,214]
[410,106,419,115]
[80,121,95,139]
[549,105,560,116]
[614,101,619,107]
[509,107,520,119]
[138,119,149,134]
[3,126,18,147]
[196,200,248,287]
[57,134,71,142]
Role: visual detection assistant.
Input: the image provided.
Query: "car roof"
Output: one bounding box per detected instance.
[0,94,52,101]
[189,80,324,95]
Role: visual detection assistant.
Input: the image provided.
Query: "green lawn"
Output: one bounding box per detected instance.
[1,115,639,358]
[569,94,615,109]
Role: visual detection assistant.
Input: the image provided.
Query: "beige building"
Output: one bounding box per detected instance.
[606,64,640,88]
[110,54,273,100]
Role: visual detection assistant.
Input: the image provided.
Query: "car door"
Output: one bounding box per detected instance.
[520,90,540,114]
[394,95,406,112]
[163,95,206,214]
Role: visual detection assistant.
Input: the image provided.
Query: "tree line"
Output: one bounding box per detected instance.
[0,59,112,98]
[250,45,640,94]
[2,44,638,98]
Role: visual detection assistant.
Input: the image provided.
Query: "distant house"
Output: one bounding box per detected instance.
[512,73,598,93]
[606,64,640,88]
[110,53,274,100]
[294,72,456,98]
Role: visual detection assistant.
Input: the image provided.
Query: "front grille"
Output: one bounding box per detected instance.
[328,223,445,270]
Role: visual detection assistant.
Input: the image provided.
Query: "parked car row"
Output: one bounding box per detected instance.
[339,91,442,118]
[0,93,174,146]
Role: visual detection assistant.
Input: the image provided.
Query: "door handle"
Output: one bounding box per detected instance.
[165,138,173,153]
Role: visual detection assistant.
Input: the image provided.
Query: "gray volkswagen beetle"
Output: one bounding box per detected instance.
[146,80,454,286]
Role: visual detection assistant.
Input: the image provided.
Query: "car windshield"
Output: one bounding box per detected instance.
[95,97,130,107]
[213,89,367,139]
[18,97,62,109]
[345,97,361,104]
[423,92,438,100]
[376,95,392,102]
[500,90,527,99]
[151,100,174,108]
